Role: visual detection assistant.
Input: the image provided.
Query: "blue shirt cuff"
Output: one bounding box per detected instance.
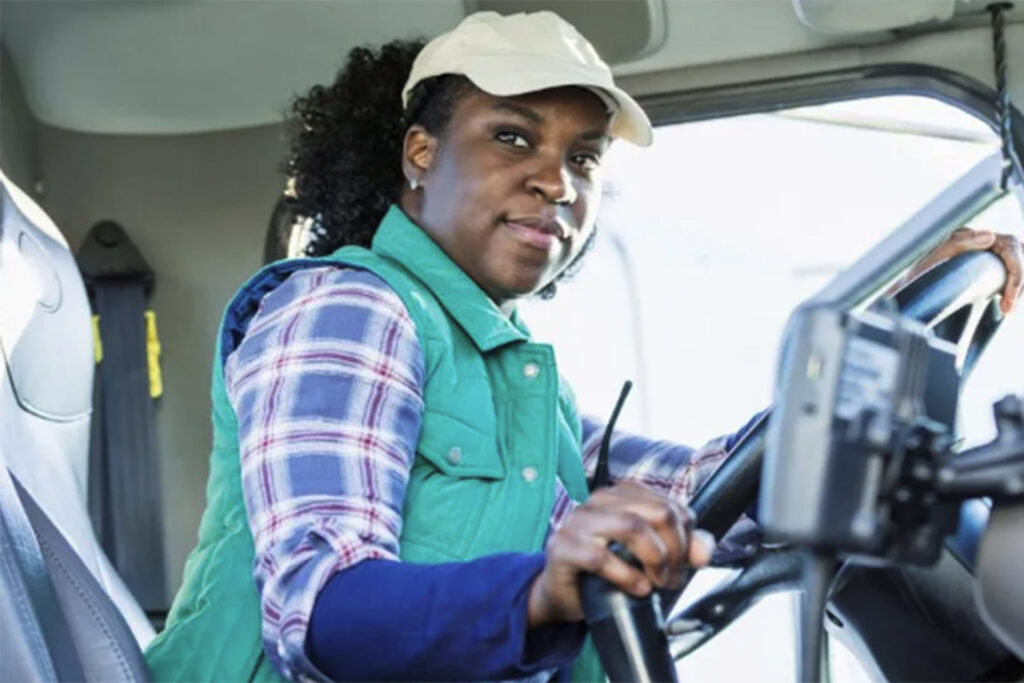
[306,553,585,680]
[512,555,587,674]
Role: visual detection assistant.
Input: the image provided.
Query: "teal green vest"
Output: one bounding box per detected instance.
[145,205,603,682]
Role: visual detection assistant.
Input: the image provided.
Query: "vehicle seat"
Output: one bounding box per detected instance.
[1,467,150,681]
[0,170,155,647]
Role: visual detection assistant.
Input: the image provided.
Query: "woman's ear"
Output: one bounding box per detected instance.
[402,124,438,187]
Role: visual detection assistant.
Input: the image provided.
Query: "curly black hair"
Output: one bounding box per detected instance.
[284,39,595,299]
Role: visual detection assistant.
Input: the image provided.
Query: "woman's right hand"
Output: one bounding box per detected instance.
[527,481,715,627]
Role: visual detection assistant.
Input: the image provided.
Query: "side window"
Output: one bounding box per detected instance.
[520,94,1022,681]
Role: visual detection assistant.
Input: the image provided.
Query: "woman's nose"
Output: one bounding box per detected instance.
[527,158,577,205]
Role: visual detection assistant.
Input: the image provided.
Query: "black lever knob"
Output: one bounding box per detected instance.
[578,542,678,683]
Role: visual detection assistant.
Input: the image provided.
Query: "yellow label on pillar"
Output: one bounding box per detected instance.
[92,315,103,364]
[145,310,163,398]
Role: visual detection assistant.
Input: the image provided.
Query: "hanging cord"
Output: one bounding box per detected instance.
[989,2,1016,190]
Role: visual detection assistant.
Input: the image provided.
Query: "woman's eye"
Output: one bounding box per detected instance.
[495,130,531,149]
[573,152,601,172]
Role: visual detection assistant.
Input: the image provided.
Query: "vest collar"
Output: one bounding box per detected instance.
[366,205,531,352]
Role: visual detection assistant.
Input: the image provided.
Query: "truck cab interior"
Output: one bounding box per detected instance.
[2,1,1023,681]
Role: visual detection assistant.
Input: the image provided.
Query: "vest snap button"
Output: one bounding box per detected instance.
[522,362,540,379]
[447,446,462,465]
[521,466,538,482]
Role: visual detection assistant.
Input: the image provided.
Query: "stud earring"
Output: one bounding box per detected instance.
[409,177,419,190]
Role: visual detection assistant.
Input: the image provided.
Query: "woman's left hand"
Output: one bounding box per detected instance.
[896,228,1023,314]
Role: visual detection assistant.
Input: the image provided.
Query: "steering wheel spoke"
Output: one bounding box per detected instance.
[666,546,805,657]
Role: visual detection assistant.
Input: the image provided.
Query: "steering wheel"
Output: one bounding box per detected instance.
[663,251,1017,678]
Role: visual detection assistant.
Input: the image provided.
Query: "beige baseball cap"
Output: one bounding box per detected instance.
[402,11,653,147]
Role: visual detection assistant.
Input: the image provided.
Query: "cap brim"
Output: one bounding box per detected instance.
[459,56,653,147]
[601,87,653,147]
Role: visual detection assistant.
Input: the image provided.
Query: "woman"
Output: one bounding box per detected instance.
[145,11,1024,683]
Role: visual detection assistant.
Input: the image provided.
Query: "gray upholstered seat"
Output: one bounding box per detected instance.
[1,171,152,681]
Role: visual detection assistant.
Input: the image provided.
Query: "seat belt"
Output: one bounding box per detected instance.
[77,220,168,615]
[0,456,85,682]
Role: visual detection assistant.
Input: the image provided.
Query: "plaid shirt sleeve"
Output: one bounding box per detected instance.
[224,266,426,679]
[577,419,727,503]
[554,417,763,564]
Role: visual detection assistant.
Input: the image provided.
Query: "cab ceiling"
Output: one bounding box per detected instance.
[2,0,1023,135]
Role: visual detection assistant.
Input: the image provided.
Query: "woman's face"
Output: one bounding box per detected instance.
[403,86,610,306]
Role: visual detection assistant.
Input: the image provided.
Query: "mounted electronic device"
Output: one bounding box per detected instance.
[761,151,1024,680]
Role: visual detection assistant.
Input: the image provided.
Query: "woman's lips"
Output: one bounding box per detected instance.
[504,220,562,251]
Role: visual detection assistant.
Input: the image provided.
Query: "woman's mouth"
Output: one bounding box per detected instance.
[503,217,566,251]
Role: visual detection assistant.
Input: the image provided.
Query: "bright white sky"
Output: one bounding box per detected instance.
[520,94,1024,682]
